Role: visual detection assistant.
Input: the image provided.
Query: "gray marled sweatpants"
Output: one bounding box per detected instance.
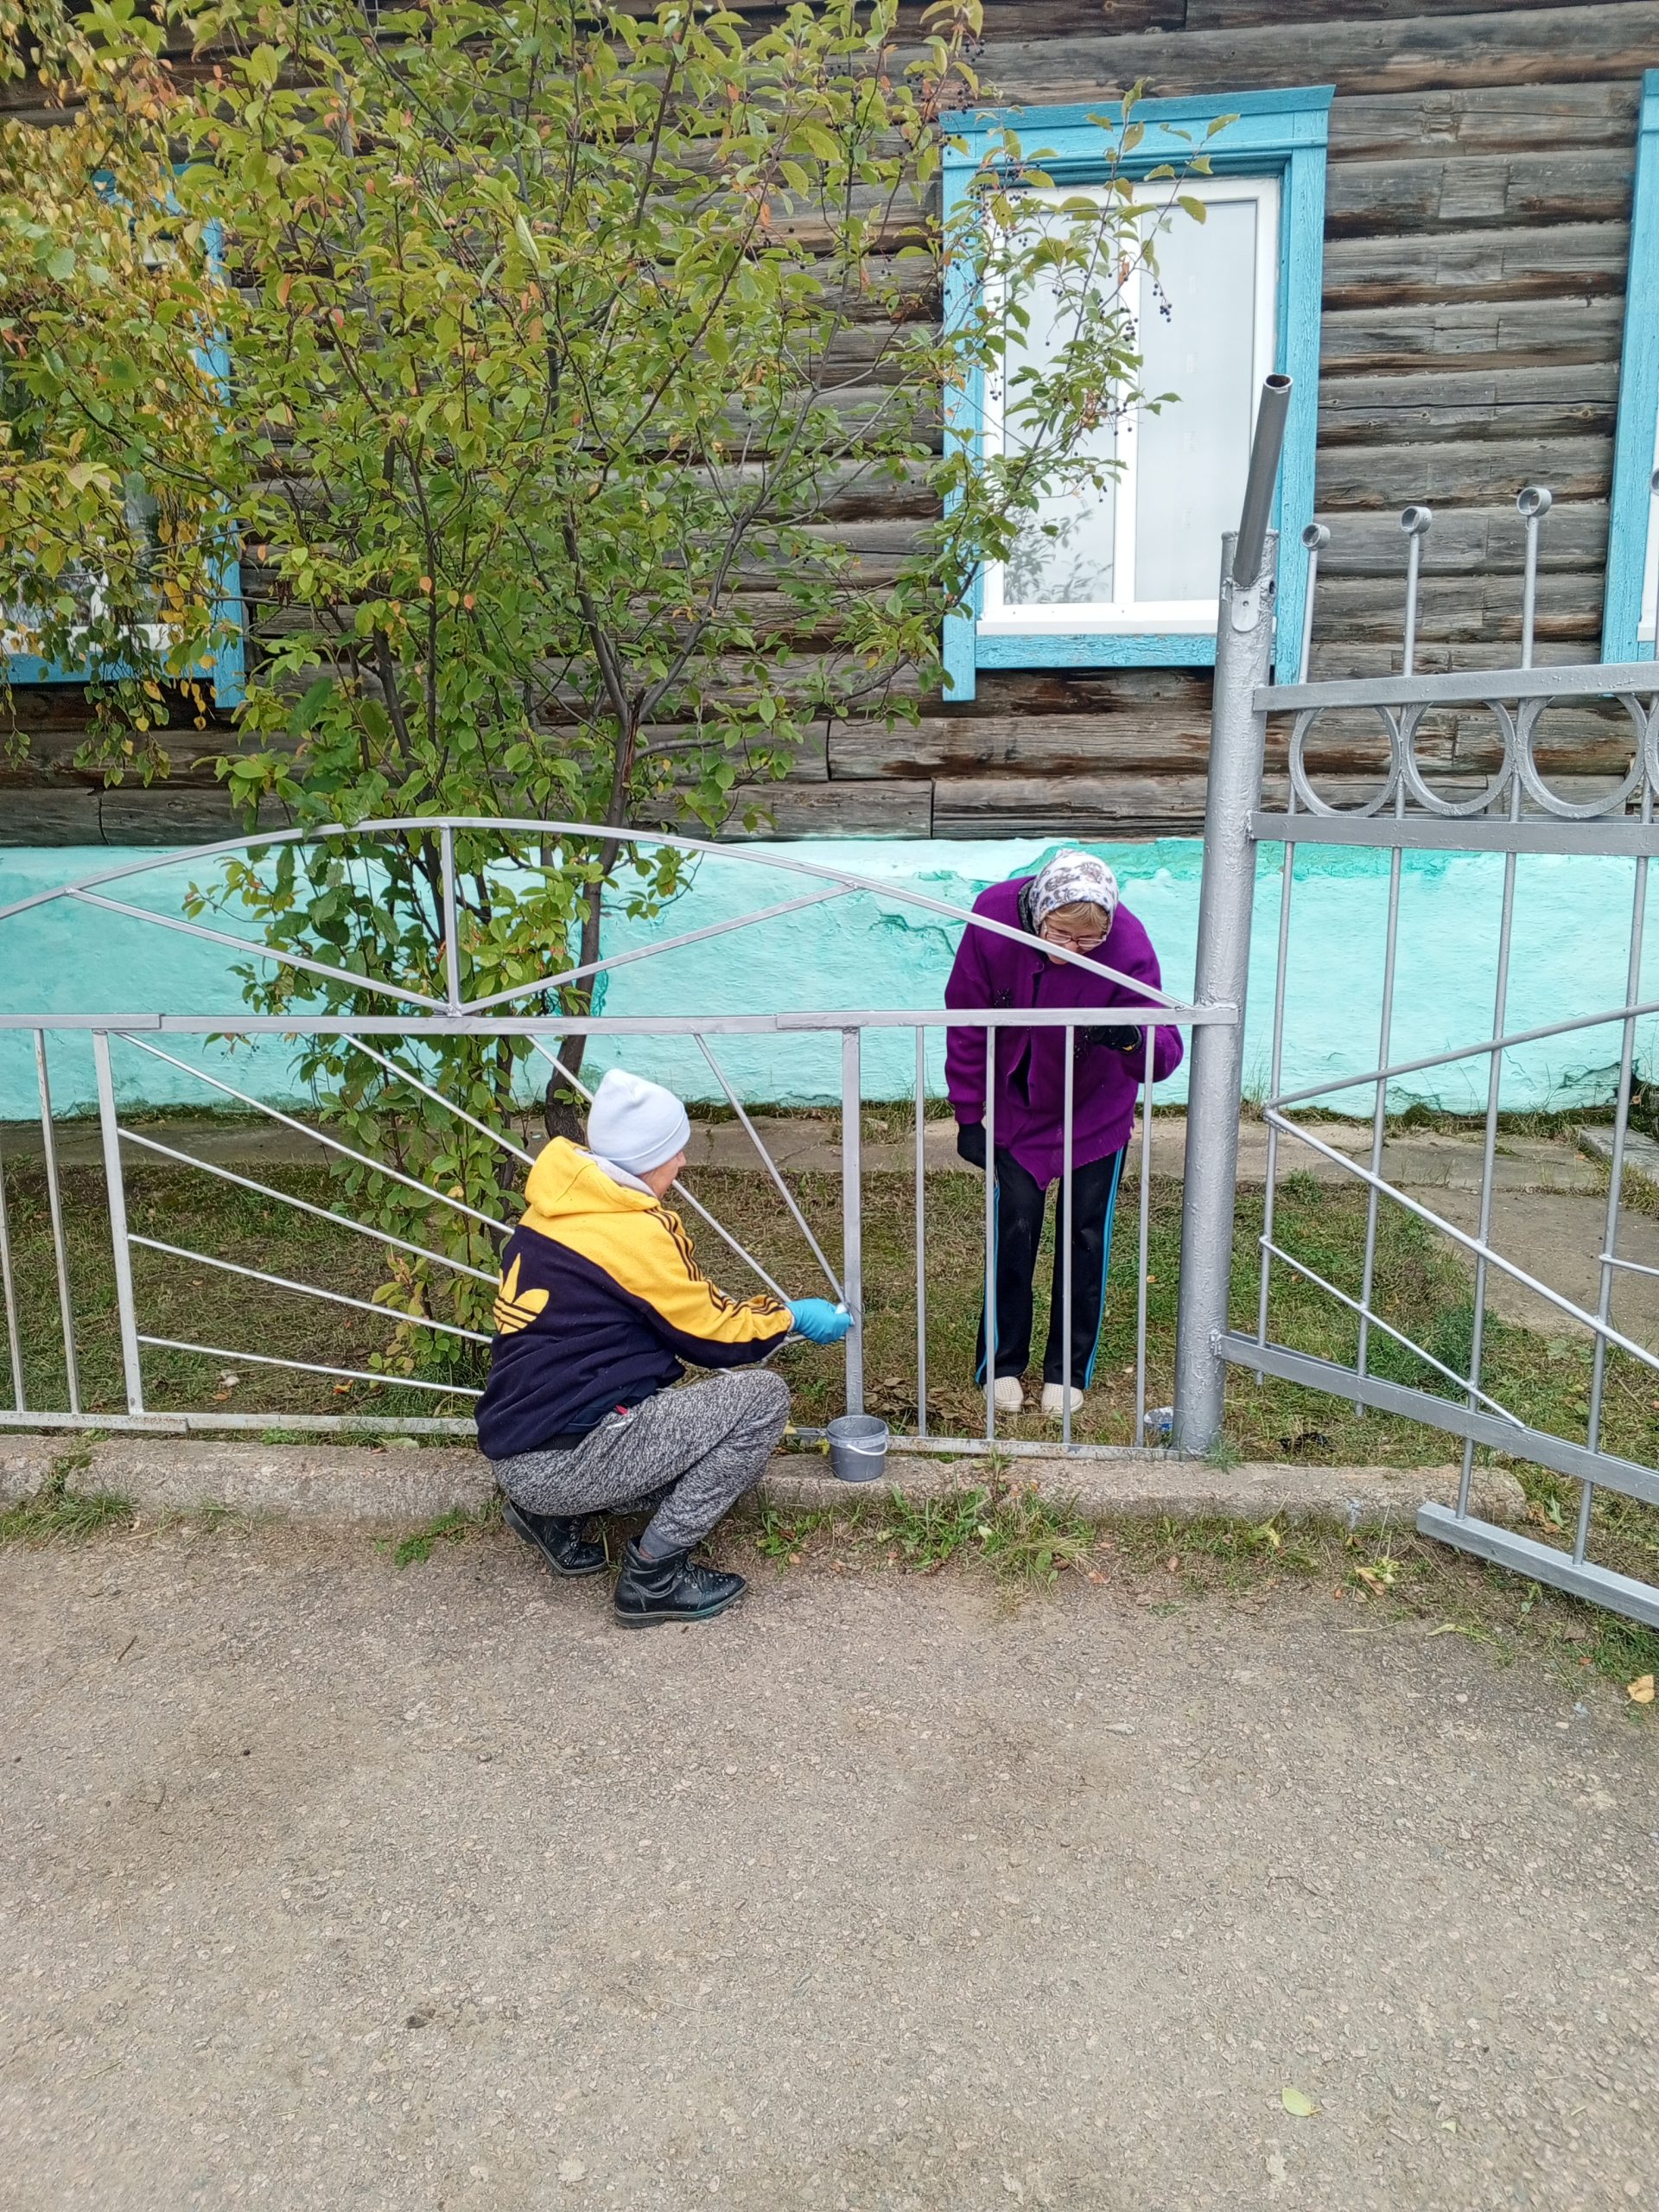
[491,1368,791,1554]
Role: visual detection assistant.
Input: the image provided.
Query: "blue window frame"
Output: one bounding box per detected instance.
[942,86,1332,698]
[3,213,245,708]
[1605,68,1659,663]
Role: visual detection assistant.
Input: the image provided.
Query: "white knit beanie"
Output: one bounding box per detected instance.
[587,1068,691,1174]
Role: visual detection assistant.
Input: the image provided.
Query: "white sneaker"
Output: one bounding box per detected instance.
[992,1376,1026,1416]
[1041,1383,1084,1419]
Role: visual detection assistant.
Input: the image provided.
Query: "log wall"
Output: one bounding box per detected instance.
[3,2,1650,843]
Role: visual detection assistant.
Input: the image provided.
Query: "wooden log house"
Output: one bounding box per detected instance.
[4,1,1659,847]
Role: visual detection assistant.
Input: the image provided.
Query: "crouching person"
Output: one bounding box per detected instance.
[477,1068,850,1628]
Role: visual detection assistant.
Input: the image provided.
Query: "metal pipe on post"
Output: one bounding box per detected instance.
[1172,376,1290,1455]
[1232,378,1292,594]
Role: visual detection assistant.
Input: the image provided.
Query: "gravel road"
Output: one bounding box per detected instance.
[3,1522,1656,2211]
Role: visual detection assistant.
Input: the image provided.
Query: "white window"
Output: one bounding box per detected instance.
[981,174,1281,638]
[3,478,170,661]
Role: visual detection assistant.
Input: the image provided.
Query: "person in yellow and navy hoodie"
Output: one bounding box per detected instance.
[478,1067,851,1628]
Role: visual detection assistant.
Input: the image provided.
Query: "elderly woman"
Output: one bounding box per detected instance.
[944,851,1184,1420]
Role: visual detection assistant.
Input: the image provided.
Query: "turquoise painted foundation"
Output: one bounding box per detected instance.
[1,838,1653,1122]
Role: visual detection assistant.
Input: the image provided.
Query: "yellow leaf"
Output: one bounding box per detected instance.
[1627,1674,1656,1705]
[1281,2087,1319,2119]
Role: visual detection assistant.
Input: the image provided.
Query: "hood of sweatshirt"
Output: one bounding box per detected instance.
[521,1137,657,1231]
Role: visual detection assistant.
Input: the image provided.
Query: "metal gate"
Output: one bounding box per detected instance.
[1173,478,1659,1629]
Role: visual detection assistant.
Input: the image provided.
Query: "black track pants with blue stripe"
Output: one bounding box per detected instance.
[973,1146,1126,1388]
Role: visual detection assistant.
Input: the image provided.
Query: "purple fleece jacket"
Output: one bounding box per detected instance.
[944,877,1184,1185]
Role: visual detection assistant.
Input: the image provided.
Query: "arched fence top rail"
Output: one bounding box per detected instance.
[0,812,1209,1025]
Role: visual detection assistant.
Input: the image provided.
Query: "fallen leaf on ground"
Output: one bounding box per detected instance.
[1627,1674,1656,1705]
[1281,2086,1319,2118]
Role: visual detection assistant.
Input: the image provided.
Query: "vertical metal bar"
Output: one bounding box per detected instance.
[1255,814,1297,1376]
[1298,522,1329,687]
[1456,833,1520,1520]
[984,1023,997,1443]
[1400,506,1432,676]
[1356,831,1405,1403]
[1577,834,1650,1562]
[93,1032,145,1416]
[1254,523,1325,1383]
[1516,486,1551,671]
[0,1121,25,1413]
[35,1030,79,1414]
[1061,1025,1075,1452]
[1174,530,1277,1453]
[440,824,462,1014]
[841,1027,864,1417]
[914,1027,928,1443]
[1135,1021,1154,1446]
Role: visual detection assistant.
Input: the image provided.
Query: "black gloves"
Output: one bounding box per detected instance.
[956,1121,988,1169]
[1083,1025,1144,1056]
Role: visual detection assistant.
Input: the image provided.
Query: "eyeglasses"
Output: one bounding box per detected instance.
[1041,924,1109,952]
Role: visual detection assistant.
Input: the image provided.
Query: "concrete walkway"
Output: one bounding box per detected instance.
[3,1525,1654,2211]
[0,1433,1528,1536]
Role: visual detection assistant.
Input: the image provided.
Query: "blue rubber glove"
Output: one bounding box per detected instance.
[787,1298,852,1345]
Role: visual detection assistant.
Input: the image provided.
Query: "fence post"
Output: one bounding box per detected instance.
[1173,529,1277,1453]
[92,1031,146,1416]
[841,1027,864,1415]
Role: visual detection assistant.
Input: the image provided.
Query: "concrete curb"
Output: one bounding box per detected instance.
[0,1433,1527,1535]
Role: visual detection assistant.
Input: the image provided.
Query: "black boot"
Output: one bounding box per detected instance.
[613,1539,747,1628]
[502,1497,607,1580]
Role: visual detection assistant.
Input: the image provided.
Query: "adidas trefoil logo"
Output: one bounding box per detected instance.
[493,1255,550,1336]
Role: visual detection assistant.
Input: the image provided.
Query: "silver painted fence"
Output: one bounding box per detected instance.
[1175,474,1659,1630]
[0,824,1225,1459]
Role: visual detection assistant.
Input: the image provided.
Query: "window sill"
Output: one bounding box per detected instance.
[970,631,1218,671]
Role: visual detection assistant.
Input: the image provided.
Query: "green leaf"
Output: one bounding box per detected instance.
[1281,2088,1319,2119]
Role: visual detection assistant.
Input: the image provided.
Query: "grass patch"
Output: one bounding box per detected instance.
[758,1480,1105,1592]
[391,1496,501,1568]
[745,1485,1655,1700]
[0,1448,134,1546]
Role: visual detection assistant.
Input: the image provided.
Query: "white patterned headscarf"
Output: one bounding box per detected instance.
[1026,849,1120,933]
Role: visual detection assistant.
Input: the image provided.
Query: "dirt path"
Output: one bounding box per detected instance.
[3,1525,1656,2211]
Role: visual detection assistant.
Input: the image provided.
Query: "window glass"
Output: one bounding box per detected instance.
[1000,257,1118,607]
[1135,194,1260,602]
[982,175,1279,633]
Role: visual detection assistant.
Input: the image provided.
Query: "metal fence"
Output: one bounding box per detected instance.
[3,416,1655,1631]
[1178,480,1659,1630]
[0,824,1223,1459]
